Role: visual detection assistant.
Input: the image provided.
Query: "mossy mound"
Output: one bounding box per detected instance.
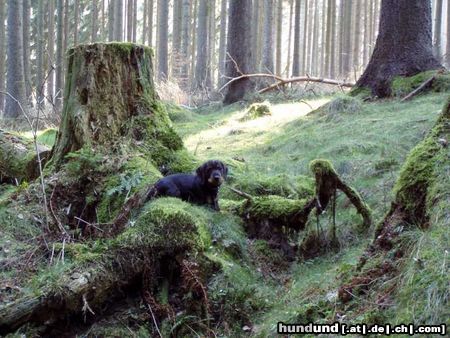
[392,71,450,97]
[117,197,211,252]
[239,101,272,121]
[327,95,363,116]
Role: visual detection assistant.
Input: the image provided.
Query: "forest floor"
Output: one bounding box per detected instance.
[1,88,447,337]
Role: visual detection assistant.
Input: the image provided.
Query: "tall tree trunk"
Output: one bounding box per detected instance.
[181,0,191,86]
[363,0,369,65]
[48,0,55,103]
[172,0,182,77]
[132,0,137,42]
[285,0,294,77]
[101,0,105,40]
[301,0,308,73]
[311,0,319,75]
[446,0,450,67]
[194,0,209,89]
[319,0,326,77]
[91,0,98,42]
[356,0,441,97]
[126,0,132,41]
[329,0,336,78]
[275,0,282,75]
[142,0,147,44]
[325,0,332,77]
[223,0,253,104]
[108,0,115,41]
[433,0,443,61]
[189,0,197,87]
[342,0,352,77]
[353,0,362,74]
[74,0,79,45]
[208,0,215,87]
[251,0,260,68]
[56,0,64,109]
[22,0,31,103]
[0,0,5,113]
[5,0,27,118]
[157,0,168,80]
[36,0,45,107]
[292,0,301,76]
[113,0,123,41]
[262,0,274,73]
[148,0,154,46]
[218,0,227,87]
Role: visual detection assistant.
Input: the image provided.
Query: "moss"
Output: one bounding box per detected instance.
[309,159,336,176]
[115,198,211,252]
[36,128,57,147]
[53,241,107,263]
[327,95,362,116]
[239,101,272,121]
[241,195,308,222]
[391,71,450,97]
[223,172,314,201]
[163,148,199,174]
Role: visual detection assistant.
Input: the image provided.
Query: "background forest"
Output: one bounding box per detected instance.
[1,0,450,118]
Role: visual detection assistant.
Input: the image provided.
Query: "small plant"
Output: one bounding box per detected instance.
[64,146,103,177]
[107,172,144,200]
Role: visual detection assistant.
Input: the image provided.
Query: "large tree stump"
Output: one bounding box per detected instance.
[51,43,182,168]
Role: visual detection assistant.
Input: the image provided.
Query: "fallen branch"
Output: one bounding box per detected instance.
[400,76,435,102]
[218,73,354,93]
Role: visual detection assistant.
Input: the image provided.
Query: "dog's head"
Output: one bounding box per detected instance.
[196,160,228,187]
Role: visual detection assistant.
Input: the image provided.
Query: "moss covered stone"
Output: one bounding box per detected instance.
[392,71,450,97]
[239,101,272,121]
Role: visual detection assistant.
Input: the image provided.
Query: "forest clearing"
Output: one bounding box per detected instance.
[0,0,449,337]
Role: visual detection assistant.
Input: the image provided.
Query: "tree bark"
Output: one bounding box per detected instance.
[157,0,168,80]
[223,0,253,104]
[181,0,191,87]
[113,0,123,41]
[433,0,443,61]
[275,0,282,75]
[291,0,301,76]
[91,0,98,42]
[261,0,274,73]
[0,0,6,113]
[218,0,227,87]
[5,0,27,118]
[172,0,182,77]
[355,0,441,97]
[50,43,162,167]
[22,0,32,103]
[353,0,362,73]
[446,0,450,67]
[56,0,64,109]
[48,0,55,103]
[194,0,210,89]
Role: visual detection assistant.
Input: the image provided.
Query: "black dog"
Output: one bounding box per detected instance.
[147,160,228,211]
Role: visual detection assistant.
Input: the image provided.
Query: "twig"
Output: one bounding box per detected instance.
[401,76,435,102]
[147,302,163,338]
[227,186,253,200]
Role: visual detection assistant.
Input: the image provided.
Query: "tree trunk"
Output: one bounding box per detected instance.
[113,0,123,41]
[275,0,282,75]
[126,0,132,41]
[36,0,45,108]
[91,0,98,42]
[22,0,32,103]
[301,0,308,73]
[148,0,154,46]
[292,0,301,76]
[108,0,115,41]
[5,0,27,118]
[48,0,55,103]
[0,0,6,113]
[356,0,441,97]
[217,0,227,87]
[446,0,450,67]
[50,43,172,167]
[223,0,253,104]
[285,0,294,77]
[353,0,362,74]
[194,0,209,89]
[329,0,336,78]
[142,0,147,44]
[172,0,182,77]
[208,0,215,87]
[157,0,168,80]
[74,0,79,45]
[261,0,274,73]
[181,0,191,87]
[189,0,197,87]
[56,0,64,109]
[132,0,137,42]
[0,130,50,182]
[433,0,443,61]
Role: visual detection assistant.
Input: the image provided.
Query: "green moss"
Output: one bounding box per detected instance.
[391,71,450,97]
[36,128,57,147]
[309,159,336,176]
[327,95,362,115]
[223,172,314,201]
[242,195,308,221]
[239,101,272,121]
[163,148,199,174]
[115,197,211,252]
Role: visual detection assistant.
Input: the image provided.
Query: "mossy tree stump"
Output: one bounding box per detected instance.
[51,43,182,168]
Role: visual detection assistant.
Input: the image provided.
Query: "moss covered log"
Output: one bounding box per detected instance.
[0,130,50,182]
[0,198,211,334]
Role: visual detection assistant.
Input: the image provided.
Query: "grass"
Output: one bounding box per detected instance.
[169,91,446,335]
[0,89,447,336]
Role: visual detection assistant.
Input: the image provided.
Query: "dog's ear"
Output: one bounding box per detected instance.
[196,162,208,183]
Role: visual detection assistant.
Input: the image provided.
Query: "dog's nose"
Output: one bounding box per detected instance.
[213,174,221,180]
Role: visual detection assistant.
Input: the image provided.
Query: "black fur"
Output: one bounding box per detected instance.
[147,160,228,211]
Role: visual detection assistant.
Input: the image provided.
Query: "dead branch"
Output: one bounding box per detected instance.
[400,76,435,102]
[218,73,355,94]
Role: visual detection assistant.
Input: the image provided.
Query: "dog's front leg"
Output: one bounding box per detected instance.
[213,196,220,211]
